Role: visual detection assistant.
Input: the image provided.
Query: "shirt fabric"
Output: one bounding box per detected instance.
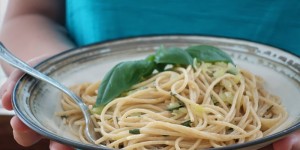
[66,0,300,56]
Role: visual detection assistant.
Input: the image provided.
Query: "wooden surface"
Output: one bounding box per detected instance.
[0,115,49,150]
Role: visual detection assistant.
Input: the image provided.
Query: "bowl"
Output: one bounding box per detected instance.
[13,35,300,150]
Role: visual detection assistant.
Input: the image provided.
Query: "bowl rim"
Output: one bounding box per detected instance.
[12,35,300,150]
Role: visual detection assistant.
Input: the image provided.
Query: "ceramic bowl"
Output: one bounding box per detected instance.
[13,35,300,150]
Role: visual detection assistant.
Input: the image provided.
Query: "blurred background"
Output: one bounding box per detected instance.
[0,1,48,149]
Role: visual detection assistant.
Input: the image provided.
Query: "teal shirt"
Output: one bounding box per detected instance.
[66,0,300,56]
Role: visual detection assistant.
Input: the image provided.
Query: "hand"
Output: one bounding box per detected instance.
[10,116,73,150]
[273,130,300,150]
[0,56,73,150]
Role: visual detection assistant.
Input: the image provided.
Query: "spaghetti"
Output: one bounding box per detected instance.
[57,62,287,149]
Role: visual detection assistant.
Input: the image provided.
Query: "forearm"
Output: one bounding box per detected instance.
[0,14,75,75]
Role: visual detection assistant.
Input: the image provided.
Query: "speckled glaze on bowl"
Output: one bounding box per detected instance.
[13,35,300,150]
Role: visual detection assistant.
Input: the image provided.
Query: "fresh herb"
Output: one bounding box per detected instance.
[91,106,105,114]
[181,120,192,127]
[94,45,235,111]
[94,59,156,110]
[186,45,234,64]
[129,129,140,134]
[156,63,167,72]
[155,46,193,67]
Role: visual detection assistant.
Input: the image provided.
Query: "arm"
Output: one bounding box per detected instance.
[0,0,75,74]
[0,0,75,149]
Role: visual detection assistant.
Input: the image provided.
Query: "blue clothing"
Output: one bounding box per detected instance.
[66,0,300,56]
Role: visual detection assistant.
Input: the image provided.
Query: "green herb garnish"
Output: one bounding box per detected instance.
[186,45,234,64]
[94,59,156,109]
[155,46,193,67]
[94,45,235,112]
[129,129,141,134]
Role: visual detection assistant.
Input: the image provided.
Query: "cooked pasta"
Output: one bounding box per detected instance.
[56,62,287,149]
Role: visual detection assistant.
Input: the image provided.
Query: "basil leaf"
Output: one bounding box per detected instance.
[186,45,234,64]
[95,59,156,108]
[154,46,193,67]
[94,45,236,112]
[156,63,167,72]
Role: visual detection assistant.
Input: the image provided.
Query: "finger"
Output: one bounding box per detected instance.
[0,70,24,110]
[10,116,43,146]
[1,82,15,110]
[273,130,300,150]
[0,78,9,96]
[12,130,43,147]
[49,141,74,150]
[1,55,50,110]
[0,69,23,97]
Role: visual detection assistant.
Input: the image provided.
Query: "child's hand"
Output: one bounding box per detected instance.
[1,55,49,110]
[11,115,73,149]
[0,55,73,150]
